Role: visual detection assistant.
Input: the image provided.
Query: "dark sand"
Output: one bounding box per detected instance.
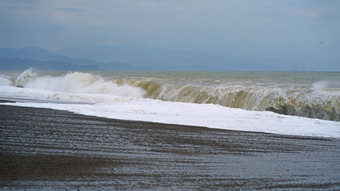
[1,105,340,190]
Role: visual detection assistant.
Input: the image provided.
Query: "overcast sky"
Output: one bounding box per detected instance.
[1,0,339,70]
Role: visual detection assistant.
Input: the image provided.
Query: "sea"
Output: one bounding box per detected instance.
[1,69,340,138]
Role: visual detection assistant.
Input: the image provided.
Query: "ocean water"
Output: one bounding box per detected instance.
[1,69,340,137]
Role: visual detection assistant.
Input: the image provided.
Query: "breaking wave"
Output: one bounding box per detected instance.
[15,68,37,87]
[12,69,340,121]
[14,69,145,98]
[129,80,340,121]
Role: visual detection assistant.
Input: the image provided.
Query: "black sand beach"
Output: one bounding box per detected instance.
[1,105,340,190]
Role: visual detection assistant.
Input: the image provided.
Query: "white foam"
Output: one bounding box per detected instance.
[312,80,340,95]
[1,85,339,138]
[14,69,145,98]
[15,68,37,87]
[0,76,11,86]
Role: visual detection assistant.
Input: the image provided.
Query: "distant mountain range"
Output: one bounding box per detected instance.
[0,45,303,71]
[56,44,272,71]
[0,58,100,71]
[0,47,133,71]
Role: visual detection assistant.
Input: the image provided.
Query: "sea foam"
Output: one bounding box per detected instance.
[14,69,145,98]
[1,69,340,138]
[1,93,340,138]
[0,75,11,86]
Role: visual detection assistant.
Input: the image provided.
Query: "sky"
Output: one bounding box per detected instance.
[0,0,339,70]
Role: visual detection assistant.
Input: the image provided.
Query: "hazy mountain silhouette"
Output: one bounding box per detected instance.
[0,58,100,70]
[0,47,133,70]
[0,45,301,71]
[56,44,291,71]
[0,47,68,61]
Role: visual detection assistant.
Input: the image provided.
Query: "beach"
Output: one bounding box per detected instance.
[1,104,340,190]
[2,0,340,189]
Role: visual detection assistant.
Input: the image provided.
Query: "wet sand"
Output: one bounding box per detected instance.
[1,104,340,190]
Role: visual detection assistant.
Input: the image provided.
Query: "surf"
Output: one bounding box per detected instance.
[4,69,340,121]
[13,68,145,98]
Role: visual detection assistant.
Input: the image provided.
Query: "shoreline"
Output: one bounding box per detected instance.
[1,105,340,190]
[1,100,335,140]
[1,97,340,139]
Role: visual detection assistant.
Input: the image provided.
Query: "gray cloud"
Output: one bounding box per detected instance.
[57,7,87,12]
[0,0,339,70]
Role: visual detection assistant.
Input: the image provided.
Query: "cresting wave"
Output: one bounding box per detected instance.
[14,68,144,98]
[11,69,340,121]
[128,80,340,121]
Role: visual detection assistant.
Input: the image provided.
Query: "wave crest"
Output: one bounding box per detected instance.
[15,69,145,98]
[127,80,340,121]
[15,68,37,87]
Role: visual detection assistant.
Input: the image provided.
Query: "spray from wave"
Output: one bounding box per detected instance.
[14,69,145,98]
[312,81,340,94]
[15,68,37,87]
